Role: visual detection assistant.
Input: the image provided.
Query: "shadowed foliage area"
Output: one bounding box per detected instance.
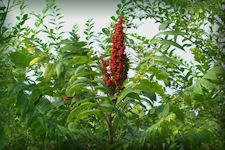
[0,0,224,149]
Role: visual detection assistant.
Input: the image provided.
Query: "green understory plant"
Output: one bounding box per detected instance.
[0,0,224,149]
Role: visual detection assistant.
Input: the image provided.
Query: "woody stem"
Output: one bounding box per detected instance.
[107,113,114,144]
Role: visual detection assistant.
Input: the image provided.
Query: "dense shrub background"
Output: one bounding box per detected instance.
[0,0,224,149]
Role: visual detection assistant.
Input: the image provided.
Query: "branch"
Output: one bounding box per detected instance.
[107,114,114,144]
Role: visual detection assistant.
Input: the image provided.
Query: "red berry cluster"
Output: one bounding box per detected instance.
[100,56,116,95]
[63,96,75,102]
[110,16,129,88]
[64,96,67,102]
[100,16,129,95]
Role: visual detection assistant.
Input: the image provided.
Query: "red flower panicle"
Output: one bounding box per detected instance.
[100,56,116,95]
[110,16,129,88]
[100,16,129,95]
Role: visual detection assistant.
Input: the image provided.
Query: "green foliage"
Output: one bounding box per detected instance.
[0,0,224,149]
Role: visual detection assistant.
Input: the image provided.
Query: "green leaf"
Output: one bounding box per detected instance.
[159,103,170,118]
[159,21,171,30]
[16,91,27,106]
[72,56,89,65]
[69,72,89,84]
[197,129,212,143]
[170,105,185,122]
[102,28,110,35]
[141,90,156,102]
[200,78,213,90]
[193,82,203,95]
[204,70,217,80]
[0,7,6,10]
[111,16,116,21]
[159,31,186,36]
[29,56,44,66]
[22,14,28,20]
[187,133,201,148]
[153,55,181,65]
[73,109,101,124]
[178,135,190,150]
[67,83,87,96]
[100,103,115,113]
[0,124,8,150]
[117,86,133,104]
[155,69,170,81]
[71,97,94,107]
[69,77,89,86]
[95,85,109,94]
[10,52,30,67]
[44,63,55,79]
[127,92,141,100]
[67,102,97,122]
[184,93,192,106]
[135,79,165,97]
[7,83,27,98]
[56,62,64,78]
[27,146,39,150]
[66,77,90,96]
[160,39,185,51]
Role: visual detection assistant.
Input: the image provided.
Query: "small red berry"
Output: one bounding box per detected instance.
[64,96,67,102]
